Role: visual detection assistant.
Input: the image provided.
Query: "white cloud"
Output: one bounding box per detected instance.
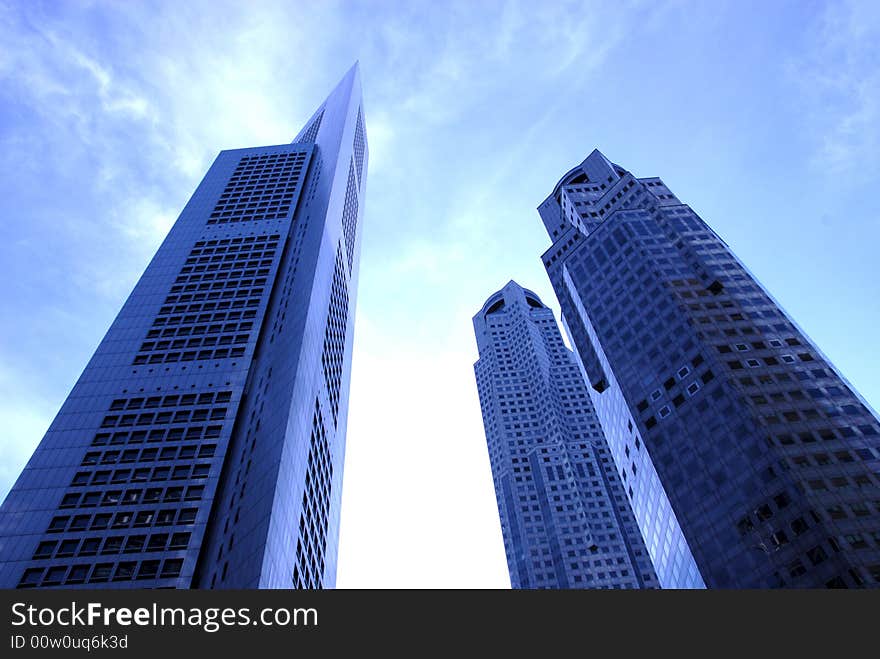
[11,0,870,593]
[339,314,510,587]
[791,0,880,178]
[0,1,633,589]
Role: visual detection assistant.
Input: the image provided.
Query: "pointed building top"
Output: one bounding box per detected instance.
[292,63,363,145]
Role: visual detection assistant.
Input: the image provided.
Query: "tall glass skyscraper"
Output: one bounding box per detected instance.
[0,65,368,589]
[538,149,880,588]
[473,281,659,589]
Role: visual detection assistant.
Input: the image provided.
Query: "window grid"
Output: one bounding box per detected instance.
[133,235,279,365]
[353,106,365,184]
[321,245,349,427]
[341,159,359,272]
[208,152,307,225]
[16,390,232,589]
[292,401,333,589]
[295,109,324,144]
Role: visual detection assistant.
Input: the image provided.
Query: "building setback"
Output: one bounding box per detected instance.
[0,65,368,589]
[473,281,659,589]
[538,149,880,588]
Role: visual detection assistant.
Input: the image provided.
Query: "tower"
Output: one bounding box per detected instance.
[473,281,658,589]
[538,149,880,588]
[0,65,368,589]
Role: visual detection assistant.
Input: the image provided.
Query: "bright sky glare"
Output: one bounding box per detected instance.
[0,0,878,588]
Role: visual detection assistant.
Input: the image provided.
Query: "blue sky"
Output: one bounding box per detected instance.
[0,0,877,588]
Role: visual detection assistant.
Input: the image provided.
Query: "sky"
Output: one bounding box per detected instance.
[0,0,878,588]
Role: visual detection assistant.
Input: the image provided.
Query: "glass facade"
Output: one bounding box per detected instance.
[0,65,368,590]
[473,281,658,589]
[538,149,880,588]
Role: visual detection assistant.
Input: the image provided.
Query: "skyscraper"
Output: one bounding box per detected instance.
[538,149,880,588]
[0,65,368,589]
[473,281,659,589]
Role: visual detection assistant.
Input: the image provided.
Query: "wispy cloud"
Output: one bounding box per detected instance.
[790,0,880,178]
[1,0,876,589]
[0,0,346,501]
[0,1,655,585]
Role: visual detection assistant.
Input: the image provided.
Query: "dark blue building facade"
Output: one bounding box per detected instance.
[473,281,658,589]
[0,65,367,589]
[538,149,880,588]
